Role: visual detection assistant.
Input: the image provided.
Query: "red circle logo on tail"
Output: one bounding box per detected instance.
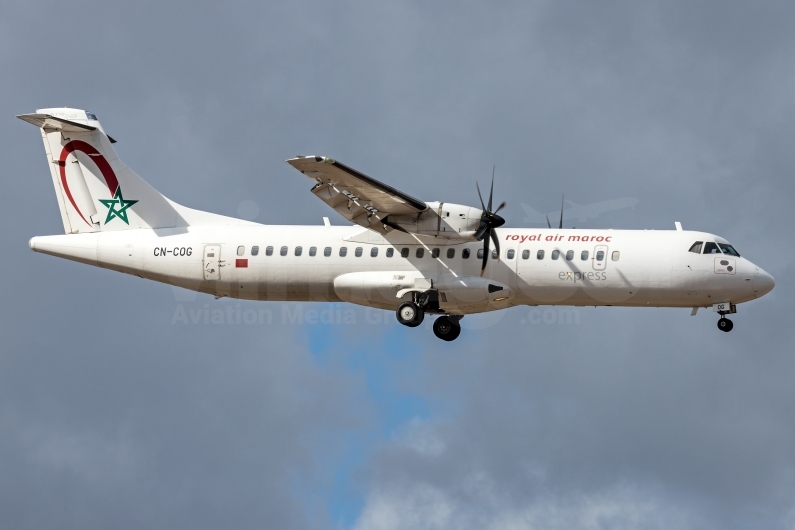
[58,140,119,226]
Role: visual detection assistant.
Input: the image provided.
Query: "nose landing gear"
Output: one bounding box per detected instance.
[713,302,737,332]
[717,316,734,332]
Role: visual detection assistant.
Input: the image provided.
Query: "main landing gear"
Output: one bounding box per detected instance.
[397,301,425,328]
[395,291,462,341]
[432,315,461,342]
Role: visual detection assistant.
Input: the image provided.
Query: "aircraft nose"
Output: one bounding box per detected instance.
[753,268,775,298]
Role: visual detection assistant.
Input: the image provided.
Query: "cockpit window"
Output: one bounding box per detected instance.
[718,243,740,257]
[688,242,703,254]
[703,242,721,254]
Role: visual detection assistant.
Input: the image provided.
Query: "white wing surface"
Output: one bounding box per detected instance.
[287,156,427,233]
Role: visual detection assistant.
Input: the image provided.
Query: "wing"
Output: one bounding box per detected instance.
[286,156,427,233]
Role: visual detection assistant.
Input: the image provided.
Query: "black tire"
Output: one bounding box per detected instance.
[397,302,424,327]
[717,317,734,332]
[433,316,461,341]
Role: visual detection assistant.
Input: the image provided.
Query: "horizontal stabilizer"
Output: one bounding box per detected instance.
[17,113,97,133]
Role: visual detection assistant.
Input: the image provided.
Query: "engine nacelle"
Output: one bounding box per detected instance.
[387,202,483,240]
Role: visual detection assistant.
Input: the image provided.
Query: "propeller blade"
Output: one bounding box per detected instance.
[494,201,507,214]
[546,214,552,229]
[490,228,501,260]
[480,230,491,276]
[476,182,486,211]
[559,194,564,229]
[488,166,495,211]
[474,220,489,241]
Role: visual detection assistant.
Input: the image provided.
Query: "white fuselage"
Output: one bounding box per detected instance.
[29,225,775,315]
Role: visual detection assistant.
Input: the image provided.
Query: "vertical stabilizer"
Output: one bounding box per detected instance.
[18,108,189,233]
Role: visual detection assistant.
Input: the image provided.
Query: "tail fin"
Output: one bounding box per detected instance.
[18,108,244,234]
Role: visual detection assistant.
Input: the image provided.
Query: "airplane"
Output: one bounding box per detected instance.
[521,197,640,225]
[19,108,775,341]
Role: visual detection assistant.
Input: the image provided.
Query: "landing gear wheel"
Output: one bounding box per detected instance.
[397,302,424,327]
[717,317,734,332]
[433,316,461,341]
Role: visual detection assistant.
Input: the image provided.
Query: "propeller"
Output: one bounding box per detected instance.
[475,167,506,276]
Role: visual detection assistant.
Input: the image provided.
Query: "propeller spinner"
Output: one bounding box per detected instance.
[475,167,506,276]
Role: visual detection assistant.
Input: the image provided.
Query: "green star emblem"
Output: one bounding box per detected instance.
[98,186,138,225]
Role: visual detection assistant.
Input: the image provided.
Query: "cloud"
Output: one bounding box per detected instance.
[353,480,696,530]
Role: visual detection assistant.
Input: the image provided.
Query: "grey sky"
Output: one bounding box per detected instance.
[1,1,793,528]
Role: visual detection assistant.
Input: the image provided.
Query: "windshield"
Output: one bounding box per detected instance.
[703,242,721,254]
[718,243,741,257]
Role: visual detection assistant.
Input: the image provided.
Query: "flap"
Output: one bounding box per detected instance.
[287,156,427,215]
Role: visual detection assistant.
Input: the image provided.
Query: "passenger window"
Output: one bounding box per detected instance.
[401,248,409,258]
[477,248,484,259]
[462,248,470,259]
[581,250,588,260]
[431,248,440,259]
[339,247,347,257]
[718,243,741,257]
[370,247,378,257]
[447,248,455,259]
[266,246,273,256]
[416,248,424,258]
[507,249,515,259]
[596,250,604,261]
[295,246,302,256]
[612,251,620,261]
[309,247,317,256]
[551,250,560,260]
[537,250,545,260]
[386,248,394,258]
[251,246,259,256]
[237,246,245,256]
[565,250,574,261]
[522,249,530,260]
[324,247,331,257]
[280,246,288,256]
[688,241,703,254]
[703,242,721,254]
[355,247,363,257]
[491,249,498,259]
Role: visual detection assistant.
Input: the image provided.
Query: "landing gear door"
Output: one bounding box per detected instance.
[592,244,608,270]
[203,245,221,280]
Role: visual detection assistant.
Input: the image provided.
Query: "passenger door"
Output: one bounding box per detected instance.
[203,245,221,280]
